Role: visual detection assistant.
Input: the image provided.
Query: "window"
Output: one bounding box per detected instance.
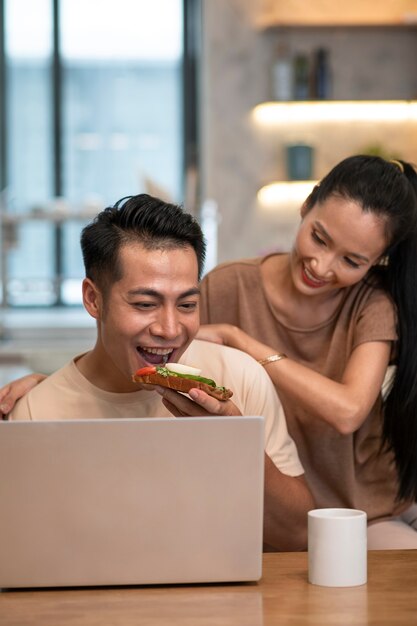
[0,0,194,307]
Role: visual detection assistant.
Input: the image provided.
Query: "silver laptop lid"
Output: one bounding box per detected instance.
[0,416,264,588]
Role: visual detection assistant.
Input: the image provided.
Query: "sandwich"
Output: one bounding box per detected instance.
[132,362,233,401]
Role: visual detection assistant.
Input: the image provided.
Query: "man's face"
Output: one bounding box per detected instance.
[85,242,200,392]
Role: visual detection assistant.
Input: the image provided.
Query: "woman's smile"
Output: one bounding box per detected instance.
[301,264,329,288]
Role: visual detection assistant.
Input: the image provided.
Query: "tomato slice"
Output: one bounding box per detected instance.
[134,366,157,376]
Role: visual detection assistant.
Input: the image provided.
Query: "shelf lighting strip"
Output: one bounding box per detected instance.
[257,181,318,211]
[252,101,417,124]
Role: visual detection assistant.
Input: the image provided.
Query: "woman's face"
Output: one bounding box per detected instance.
[290,194,389,296]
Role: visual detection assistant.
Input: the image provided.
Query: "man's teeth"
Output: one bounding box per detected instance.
[141,347,172,364]
[142,348,172,355]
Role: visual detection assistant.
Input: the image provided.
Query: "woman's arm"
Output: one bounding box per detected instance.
[263,454,314,551]
[0,373,47,419]
[197,324,390,435]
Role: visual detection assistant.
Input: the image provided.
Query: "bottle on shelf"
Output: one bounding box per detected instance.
[271,43,293,101]
[310,47,331,99]
[293,53,310,100]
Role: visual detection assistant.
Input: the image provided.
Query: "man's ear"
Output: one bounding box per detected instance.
[82,278,103,320]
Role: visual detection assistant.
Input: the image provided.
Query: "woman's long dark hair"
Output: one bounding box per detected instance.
[306,155,417,501]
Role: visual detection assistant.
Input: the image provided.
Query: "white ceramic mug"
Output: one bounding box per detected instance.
[308,508,367,587]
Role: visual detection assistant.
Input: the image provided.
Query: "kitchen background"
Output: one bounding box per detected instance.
[1,0,417,375]
[202,0,417,262]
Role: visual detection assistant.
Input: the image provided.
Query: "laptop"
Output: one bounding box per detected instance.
[0,416,264,588]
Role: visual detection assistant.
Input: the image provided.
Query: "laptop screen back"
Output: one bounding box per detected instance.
[0,416,264,587]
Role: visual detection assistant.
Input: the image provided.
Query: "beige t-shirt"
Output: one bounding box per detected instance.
[200,255,404,522]
[9,339,303,478]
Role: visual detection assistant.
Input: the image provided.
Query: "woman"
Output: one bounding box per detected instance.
[198,155,417,548]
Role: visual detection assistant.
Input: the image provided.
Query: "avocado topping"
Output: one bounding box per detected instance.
[155,366,218,388]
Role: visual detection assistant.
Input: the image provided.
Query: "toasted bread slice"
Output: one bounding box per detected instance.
[132,372,233,401]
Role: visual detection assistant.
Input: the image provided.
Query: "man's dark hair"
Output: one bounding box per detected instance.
[81,194,206,292]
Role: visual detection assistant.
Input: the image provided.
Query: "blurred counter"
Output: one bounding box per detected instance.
[0,308,96,376]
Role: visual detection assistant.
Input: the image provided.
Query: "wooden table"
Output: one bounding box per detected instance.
[1,550,416,625]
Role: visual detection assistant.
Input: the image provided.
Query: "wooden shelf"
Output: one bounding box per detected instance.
[256,0,417,28]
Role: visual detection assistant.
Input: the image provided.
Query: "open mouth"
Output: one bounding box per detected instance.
[302,265,328,288]
[137,346,174,366]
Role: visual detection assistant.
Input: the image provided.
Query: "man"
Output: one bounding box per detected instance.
[6,194,313,550]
